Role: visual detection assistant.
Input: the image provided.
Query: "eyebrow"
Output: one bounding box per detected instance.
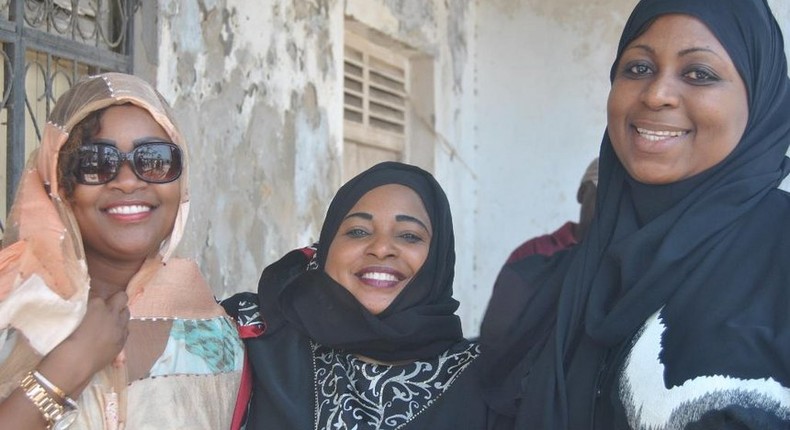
[343,212,431,233]
[344,212,373,221]
[86,136,173,147]
[627,44,724,61]
[395,214,431,233]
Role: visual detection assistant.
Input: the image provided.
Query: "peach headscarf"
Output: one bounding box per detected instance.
[0,73,191,356]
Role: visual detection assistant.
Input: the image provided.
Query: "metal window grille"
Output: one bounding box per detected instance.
[0,0,137,225]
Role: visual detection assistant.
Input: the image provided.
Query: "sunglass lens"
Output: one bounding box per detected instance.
[77,145,120,184]
[76,143,182,185]
[133,143,182,183]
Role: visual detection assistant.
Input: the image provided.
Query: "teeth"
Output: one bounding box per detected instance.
[360,272,399,282]
[107,205,150,215]
[637,127,687,141]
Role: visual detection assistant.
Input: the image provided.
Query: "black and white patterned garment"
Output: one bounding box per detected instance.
[312,340,480,430]
[619,311,790,430]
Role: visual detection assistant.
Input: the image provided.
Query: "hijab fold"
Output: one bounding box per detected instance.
[258,161,464,362]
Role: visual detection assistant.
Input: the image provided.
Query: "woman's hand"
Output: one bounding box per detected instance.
[69,291,130,368]
[41,290,131,393]
[0,290,130,429]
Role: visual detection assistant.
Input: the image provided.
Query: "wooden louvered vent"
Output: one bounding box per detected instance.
[343,32,408,157]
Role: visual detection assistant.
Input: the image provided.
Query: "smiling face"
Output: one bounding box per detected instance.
[607,14,749,184]
[66,104,182,265]
[324,184,432,315]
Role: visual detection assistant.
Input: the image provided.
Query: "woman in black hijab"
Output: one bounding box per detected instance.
[224,161,487,429]
[480,0,790,428]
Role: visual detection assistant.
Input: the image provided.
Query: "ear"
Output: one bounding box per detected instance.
[577,181,596,204]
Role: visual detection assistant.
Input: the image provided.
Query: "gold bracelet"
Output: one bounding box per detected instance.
[19,371,79,430]
[31,370,67,402]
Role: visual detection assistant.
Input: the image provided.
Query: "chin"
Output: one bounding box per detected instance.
[114,242,163,260]
[632,174,677,185]
[625,162,683,185]
[361,299,393,316]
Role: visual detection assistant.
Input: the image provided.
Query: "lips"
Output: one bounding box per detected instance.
[355,266,406,288]
[102,201,156,221]
[628,123,691,155]
[636,127,689,141]
[106,204,152,215]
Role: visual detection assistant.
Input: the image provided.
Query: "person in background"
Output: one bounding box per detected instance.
[223,161,488,430]
[505,157,598,263]
[480,0,790,428]
[481,158,598,375]
[0,73,243,429]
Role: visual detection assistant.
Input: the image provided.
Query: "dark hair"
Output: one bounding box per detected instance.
[57,108,106,197]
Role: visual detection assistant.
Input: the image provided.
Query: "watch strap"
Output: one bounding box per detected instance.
[20,371,77,429]
[31,371,68,402]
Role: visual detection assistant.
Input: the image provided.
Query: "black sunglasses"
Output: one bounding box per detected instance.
[75,142,183,185]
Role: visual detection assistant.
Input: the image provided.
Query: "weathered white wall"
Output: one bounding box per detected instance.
[774,0,790,65]
[343,0,479,334]
[136,0,790,338]
[151,0,344,300]
[772,0,790,192]
[143,0,480,334]
[474,0,790,336]
[473,0,632,334]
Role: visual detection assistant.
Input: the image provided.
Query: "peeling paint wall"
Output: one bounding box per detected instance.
[475,0,790,336]
[771,0,790,193]
[154,0,344,300]
[143,0,788,338]
[149,0,479,334]
[345,0,479,335]
[475,0,631,336]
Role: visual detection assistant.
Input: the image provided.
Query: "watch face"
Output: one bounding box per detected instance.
[53,409,78,430]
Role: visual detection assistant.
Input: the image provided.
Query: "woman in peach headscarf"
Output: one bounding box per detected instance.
[0,73,243,429]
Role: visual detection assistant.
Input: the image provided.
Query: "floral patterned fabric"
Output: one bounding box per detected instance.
[148,316,243,377]
[313,340,480,430]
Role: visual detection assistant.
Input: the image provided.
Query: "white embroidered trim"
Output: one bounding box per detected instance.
[311,341,479,430]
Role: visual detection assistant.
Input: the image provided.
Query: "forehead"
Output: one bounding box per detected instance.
[91,105,171,150]
[97,104,165,131]
[349,184,429,219]
[629,14,723,51]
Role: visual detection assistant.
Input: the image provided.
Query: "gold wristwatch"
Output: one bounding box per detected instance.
[20,371,79,430]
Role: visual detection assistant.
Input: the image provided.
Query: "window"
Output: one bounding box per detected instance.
[343,25,412,182]
[342,20,437,182]
[0,0,137,225]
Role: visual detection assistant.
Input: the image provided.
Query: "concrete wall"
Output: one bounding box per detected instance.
[772,0,790,193]
[344,0,479,334]
[474,0,632,334]
[474,0,790,336]
[135,0,790,338]
[147,0,344,301]
[143,0,480,334]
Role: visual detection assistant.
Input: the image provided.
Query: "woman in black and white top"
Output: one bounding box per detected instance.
[224,161,488,429]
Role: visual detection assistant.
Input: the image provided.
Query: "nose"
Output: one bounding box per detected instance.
[109,161,146,193]
[366,234,397,259]
[640,72,680,110]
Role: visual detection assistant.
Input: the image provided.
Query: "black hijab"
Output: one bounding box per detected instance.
[258,161,463,362]
[481,0,790,427]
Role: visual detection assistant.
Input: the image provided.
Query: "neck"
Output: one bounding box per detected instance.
[86,253,146,299]
[627,172,711,226]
